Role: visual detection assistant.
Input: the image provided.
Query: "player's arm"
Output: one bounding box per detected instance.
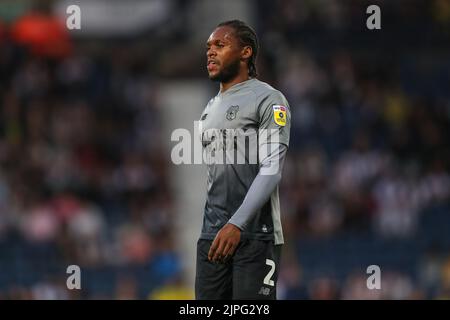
[208,143,287,263]
[228,143,287,228]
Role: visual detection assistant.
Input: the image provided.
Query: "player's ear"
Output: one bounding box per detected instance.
[241,45,252,60]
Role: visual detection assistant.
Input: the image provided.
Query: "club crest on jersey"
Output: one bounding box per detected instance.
[226,105,239,121]
[273,105,286,126]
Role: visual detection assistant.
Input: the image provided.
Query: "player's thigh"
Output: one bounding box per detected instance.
[195,239,233,300]
[232,239,282,300]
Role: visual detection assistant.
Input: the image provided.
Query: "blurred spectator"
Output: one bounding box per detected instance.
[307,277,339,300]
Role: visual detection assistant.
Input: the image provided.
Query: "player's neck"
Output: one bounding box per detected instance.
[220,71,251,93]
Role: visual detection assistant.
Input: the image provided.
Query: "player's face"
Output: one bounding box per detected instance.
[206,26,242,82]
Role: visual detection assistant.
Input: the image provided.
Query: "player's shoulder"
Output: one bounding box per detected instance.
[249,79,287,102]
[249,79,288,109]
[206,95,218,107]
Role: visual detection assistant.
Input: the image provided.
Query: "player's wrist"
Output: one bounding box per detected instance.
[227,221,244,232]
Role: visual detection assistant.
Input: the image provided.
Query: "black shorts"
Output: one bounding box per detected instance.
[195,238,282,300]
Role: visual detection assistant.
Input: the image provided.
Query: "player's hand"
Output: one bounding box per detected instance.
[208,223,241,263]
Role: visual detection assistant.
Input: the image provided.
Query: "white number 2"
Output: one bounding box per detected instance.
[263,259,275,286]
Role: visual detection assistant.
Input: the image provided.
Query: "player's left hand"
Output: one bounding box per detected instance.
[208,223,241,263]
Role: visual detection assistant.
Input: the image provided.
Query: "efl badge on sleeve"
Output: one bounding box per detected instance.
[273,105,287,126]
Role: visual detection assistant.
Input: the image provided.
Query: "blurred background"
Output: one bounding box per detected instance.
[0,0,449,299]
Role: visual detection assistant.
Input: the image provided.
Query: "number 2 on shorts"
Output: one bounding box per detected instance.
[263,259,275,286]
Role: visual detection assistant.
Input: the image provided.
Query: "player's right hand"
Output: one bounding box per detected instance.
[208,223,241,263]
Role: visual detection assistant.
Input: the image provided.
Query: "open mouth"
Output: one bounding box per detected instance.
[207,60,219,70]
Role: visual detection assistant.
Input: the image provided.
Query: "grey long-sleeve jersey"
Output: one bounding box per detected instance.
[198,78,291,245]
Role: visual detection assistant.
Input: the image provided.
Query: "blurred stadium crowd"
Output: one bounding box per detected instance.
[0,0,449,299]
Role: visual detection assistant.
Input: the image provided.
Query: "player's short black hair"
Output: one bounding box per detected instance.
[217,20,259,78]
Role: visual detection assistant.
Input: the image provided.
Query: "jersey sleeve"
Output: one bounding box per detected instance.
[228,144,288,230]
[257,90,291,147]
